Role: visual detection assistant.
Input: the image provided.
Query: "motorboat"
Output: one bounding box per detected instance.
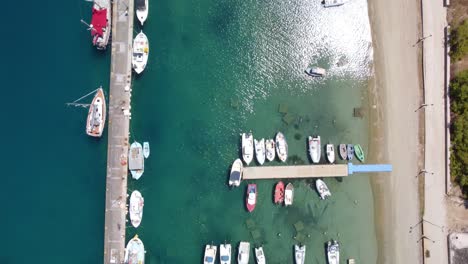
[132,31,149,74]
[229,159,243,187]
[143,142,150,159]
[246,184,257,212]
[124,235,145,264]
[254,138,266,165]
[285,183,294,206]
[308,136,321,163]
[135,0,148,26]
[274,181,285,204]
[354,144,365,162]
[327,240,340,264]
[129,142,145,179]
[238,242,250,264]
[265,139,276,162]
[129,190,144,228]
[305,66,326,77]
[323,0,347,8]
[220,243,231,264]
[315,179,331,199]
[242,133,254,165]
[275,132,288,162]
[347,144,354,160]
[86,87,106,137]
[295,245,306,264]
[255,246,266,264]
[203,245,217,264]
[87,0,111,50]
[326,144,335,163]
[339,144,347,160]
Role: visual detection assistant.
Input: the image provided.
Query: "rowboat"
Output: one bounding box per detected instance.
[285,183,294,206]
[339,144,347,160]
[347,144,354,161]
[354,144,365,162]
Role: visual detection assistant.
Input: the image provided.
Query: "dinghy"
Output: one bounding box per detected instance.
[285,183,294,206]
[315,179,331,199]
[354,144,365,162]
[275,132,288,162]
[241,133,254,165]
[295,245,306,264]
[129,190,144,228]
[254,138,266,165]
[220,243,231,264]
[203,245,217,264]
[265,139,276,162]
[326,144,335,163]
[255,246,266,264]
[339,144,347,160]
[229,159,243,187]
[143,142,150,159]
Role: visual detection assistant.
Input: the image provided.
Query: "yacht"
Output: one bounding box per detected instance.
[242,133,254,165]
[124,235,145,264]
[86,87,106,137]
[132,31,149,74]
[87,0,111,50]
[129,190,144,228]
[129,142,145,179]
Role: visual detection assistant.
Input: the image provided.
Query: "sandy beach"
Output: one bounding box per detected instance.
[367,0,424,263]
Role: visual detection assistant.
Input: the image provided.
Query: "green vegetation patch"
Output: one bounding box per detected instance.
[449,69,468,196]
[450,20,468,61]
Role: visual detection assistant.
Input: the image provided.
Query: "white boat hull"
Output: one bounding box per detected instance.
[238,242,250,264]
[255,247,266,264]
[327,241,340,264]
[124,235,145,264]
[143,142,150,159]
[316,179,331,199]
[132,32,149,74]
[242,133,254,165]
[129,142,145,180]
[136,0,148,25]
[255,138,266,165]
[265,139,275,162]
[129,190,144,228]
[326,144,335,163]
[86,87,106,137]
[295,245,306,264]
[308,136,321,163]
[285,183,294,206]
[229,159,243,187]
[220,244,231,264]
[275,132,288,162]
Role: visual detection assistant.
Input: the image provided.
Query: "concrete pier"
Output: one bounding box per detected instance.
[103,0,134,263]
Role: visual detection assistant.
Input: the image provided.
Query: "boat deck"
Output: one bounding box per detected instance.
[103,0,134,263]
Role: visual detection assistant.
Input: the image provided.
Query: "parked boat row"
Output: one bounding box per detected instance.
[338,143,365,162]
[240,132,288,165]
[308,137,365,163]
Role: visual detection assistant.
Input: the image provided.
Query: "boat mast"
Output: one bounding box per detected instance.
[66,88,100,108]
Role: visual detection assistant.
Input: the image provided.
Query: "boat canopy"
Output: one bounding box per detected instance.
[230,171,241,182]
[221,256,229,261]
[205,256,214,262]
[91,8,107,37]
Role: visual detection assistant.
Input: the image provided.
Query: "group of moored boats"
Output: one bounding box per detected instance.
[241,132,288,166]
[310,138,366,163]
[203,240,343,264]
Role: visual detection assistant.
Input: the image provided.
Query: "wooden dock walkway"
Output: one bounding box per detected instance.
[242,164,349,179]
[103,0,134,263]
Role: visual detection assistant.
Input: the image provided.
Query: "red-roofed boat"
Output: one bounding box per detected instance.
[246,184,257,212]
[274,181,284,204]
[88,0,111,50]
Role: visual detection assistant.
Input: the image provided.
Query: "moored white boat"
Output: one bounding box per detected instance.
[255,246,266,264]
[229,159,243,187]
[220,243,231,264]
[308,136,321,163]
[242,133,254,165]
[316,179,331,199]
[87,0,111,50]
[254,138,266,165]
[275,132,288,162]
[326,144,335,163]
[203,245,217,264]
[129,142,145,179]
[124,235,145,264]
[132,31,149,74]
[238,242,250,264]
[129,190,144,228]
[285,183,294,206]
[295,245,306,264]
[135,0,148,26]
[305,66,326,77]
[143,142,150,159]
[265,139,275,162]
[86,87,106,137]
[327,240,340,264]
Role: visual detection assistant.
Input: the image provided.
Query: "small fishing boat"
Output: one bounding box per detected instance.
[229,159,243,187]
[254,138,266,165]
[135,0,148,26]
[274,181,285,204]
[348,259,356,264]
[323,0,347,8]
[129,190,144,228]
[220,243,232,264]
[129,142,145,179]
[326,144,335,163]
[203,245,217,264]
[285,183,294,206]
[275,132,288,162]
[308,136,321,163]
[327,240,340,264]
[339,144,347,160]
[315,179,331,199]
[347,144,354,161]
[132,31,149,74]
[246,184,257,212]
[124,235,145,264]
[265,139,276,162]
[238,242,250,264]
[86,87,106,137]
[242,133,254,165]
[86,0,111,50]
[354,144,365,162]
[295,245,306,264]
[305,66,326,77]
[143,142,150,159]
[255,246,266,264]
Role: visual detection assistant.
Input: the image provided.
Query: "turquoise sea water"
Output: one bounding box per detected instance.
[1,0,375,263]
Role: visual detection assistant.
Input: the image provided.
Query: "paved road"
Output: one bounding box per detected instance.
[103,0,134,263]
[421,0,449,263]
